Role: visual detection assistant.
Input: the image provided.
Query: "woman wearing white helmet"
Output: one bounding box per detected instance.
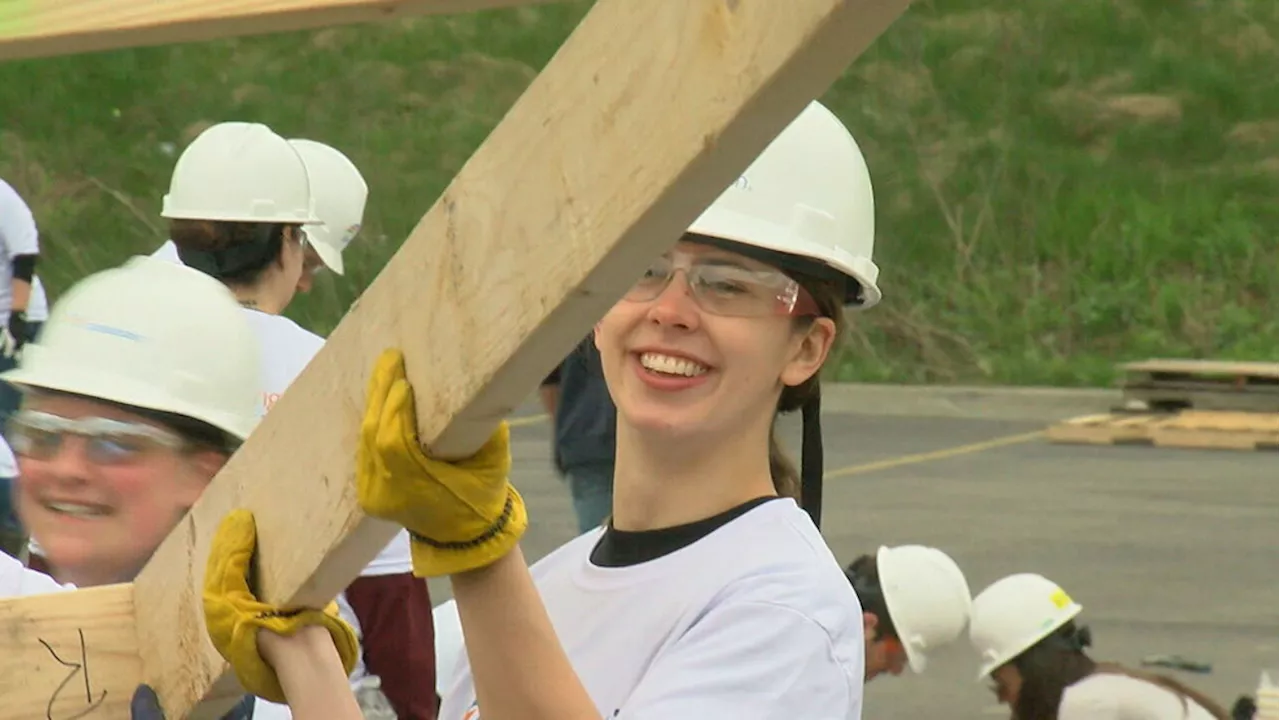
[155,123,438,720]
[844,544,973,681]
[347,99,882,719]
[0,256,366,720]
[969,573,1230,719]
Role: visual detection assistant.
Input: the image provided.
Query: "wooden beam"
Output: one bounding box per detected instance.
[0,0,913,717]
[0,0,557,61]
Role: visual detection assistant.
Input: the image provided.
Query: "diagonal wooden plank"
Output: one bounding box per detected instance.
[0,0,913,717]
[0,0,557,61]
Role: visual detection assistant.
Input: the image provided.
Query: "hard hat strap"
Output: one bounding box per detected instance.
[799,388,823,529]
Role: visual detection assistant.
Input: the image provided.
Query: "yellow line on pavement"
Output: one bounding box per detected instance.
[508,413,549,428]
[823,430,1045,479]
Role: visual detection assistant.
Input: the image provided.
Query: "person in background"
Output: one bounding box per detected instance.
[154,122,438,719]
[969,572,1231,719]
[0,177,51,555]
[843,544,973,681]
[538,335,616,533]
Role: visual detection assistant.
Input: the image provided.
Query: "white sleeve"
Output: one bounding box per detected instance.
[0,551,73,596]
[617,600,860,720]
[0,180,40,258]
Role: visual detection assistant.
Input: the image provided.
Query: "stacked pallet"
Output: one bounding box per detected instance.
[1046,359,1279,451]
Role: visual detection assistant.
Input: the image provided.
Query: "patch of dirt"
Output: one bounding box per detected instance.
[1048,85,1183,137]
[1101,94,1183,123]
[1226,120,1278,147]
[1220,20,1276,59]
[1256,157,1279,174]
[853,61,932,109]
[930,9,1020,40]
[181,120,216,144]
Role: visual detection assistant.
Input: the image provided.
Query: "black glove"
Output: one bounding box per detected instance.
[131,685,165,720]
[7,311,29,351]
[1231,695,1257,720]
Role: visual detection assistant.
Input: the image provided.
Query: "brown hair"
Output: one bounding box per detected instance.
[1008,622,1230,720]
[843,553,898,640]
[168,219,300,287]
[767,275,846,500]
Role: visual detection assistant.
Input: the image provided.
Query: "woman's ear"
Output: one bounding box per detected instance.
[780,317,836,388]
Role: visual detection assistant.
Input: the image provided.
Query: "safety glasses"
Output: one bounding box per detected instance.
[6,410,187,466]
[623,250,820,318]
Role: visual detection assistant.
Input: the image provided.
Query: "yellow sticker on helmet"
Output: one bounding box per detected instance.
[1050,588,1072,609]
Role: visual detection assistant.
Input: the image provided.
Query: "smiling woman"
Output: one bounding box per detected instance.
[0,255,368,720]
[342,99,886,720]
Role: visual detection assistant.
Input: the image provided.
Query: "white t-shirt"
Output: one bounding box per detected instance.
[431,599,465,697]
[0,436,16,478]
[0,177,49,322]
[1059,672,1219,720]
[438,498,866,720]
[151,240,416,705]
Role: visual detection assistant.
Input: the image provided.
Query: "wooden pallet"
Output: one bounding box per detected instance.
[1120,359,1279,414]
[1046,410,1279,451]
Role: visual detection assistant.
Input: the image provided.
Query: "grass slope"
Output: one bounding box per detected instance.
[0,0,1275,386]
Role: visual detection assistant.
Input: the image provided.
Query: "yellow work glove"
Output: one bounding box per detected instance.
[202,509,360,704]
[357,348,527,578]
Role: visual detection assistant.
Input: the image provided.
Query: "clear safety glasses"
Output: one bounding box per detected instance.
[6,410,187,465]
[623,250,820,318]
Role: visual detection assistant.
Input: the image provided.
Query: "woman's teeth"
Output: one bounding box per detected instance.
[640,352,708,377]
[45,501,108,517]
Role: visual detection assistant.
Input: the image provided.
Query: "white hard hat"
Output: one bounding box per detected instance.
[877,545,973,673]
[161,122,321,225]
[687,100,880,308]
[1,256,262,441]
[287,138,368,275]
[968,573,1084,680]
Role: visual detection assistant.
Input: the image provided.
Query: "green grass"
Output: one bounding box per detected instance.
[0,0,1275,387]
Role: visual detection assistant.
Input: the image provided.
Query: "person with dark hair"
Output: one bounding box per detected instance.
[154,122,438,720]
[844,545,973,681]
[969,573,1232,720]
[0,176,50,556]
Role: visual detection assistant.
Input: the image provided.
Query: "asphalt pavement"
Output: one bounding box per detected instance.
[429,385,1278,718]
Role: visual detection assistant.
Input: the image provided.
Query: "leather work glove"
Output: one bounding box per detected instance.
[203,509,359,704]
[357,348,527,577]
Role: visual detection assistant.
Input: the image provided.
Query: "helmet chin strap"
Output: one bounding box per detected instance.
[799,388,824,529]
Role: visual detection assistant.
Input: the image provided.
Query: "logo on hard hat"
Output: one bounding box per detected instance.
[63,314,147,342]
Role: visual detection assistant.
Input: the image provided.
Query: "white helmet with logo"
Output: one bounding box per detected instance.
[1,256,262,441]
[968,573,1084,680]
[877,545,973,673]
[288,138,368,275]
[687,100,879,308]
[161,121,321,225]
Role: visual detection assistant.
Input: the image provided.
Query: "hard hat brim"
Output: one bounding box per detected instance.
[306,232,345,275]
[1,347,258,442]
[687,205,881,308]
[973,602,1084,680]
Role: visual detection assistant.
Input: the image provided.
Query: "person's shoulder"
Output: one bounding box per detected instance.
[242,311,326,352]
[0,551,74,596]
[704,501,864,627]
